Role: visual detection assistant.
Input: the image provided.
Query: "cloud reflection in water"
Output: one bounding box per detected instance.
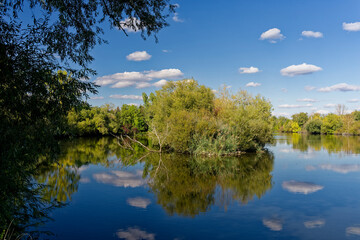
[304,219,325,229]
[127,197,151,209]
[282,181,323,194]
[346,226,360,236]
[262,218,283,231]
[93,170,145,188]
[116,227,155,240]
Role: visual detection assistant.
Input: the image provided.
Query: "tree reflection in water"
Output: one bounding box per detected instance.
[1,137,274,237]
[143,151,274,217]
[38,137,274,219]
[285,133,360,154]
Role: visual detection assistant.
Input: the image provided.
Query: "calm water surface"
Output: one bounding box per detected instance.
[36,134,360,239]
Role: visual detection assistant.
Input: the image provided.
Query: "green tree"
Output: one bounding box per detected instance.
[1,0,174,233]
[305,119,323,134]
[321,114,343,134]
[144,80,273,154]
[292,112,308,129]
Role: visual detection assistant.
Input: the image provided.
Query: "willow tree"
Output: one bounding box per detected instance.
[0,0,175,234]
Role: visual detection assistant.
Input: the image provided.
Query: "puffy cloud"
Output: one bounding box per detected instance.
[239,66,260,74]
[146,69,183,79]
[120,17,142,33]
[162,49,170,53]
[110,95,143,100]
[96,72,147,86]
[305,86,316,91]
[263,218,282,231]
[304,220,325,229]
[126,51,151,61]
[297,98,318,103]
[343,22,360,32]
[135,82,152,89]
[246,82,261,87]
[281,88,288,93]
[93,170,145,188]
[318,83,360,92]
[127,197,151,209]
[153,79,168,87]
[348,99,360,103]
[260,28,285,43]
[278,104,313,109]
[172,13,184,22]
[282,181,323,194]
[116,227,155,240]
[301,31,323,38]
[95,69,183,88]
[281,63,322,77]
[346,226,360,236]
[90,96,104,100]
[111,81,135,88]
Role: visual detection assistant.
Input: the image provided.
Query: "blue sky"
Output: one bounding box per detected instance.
[87,0,360,117]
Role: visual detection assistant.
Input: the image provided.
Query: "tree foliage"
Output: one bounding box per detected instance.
[143,79,273,154]
[275,108,360,136]
[1,0,174,234]
[66,104,148,136]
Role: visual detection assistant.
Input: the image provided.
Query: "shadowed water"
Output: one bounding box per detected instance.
[9,134,360,239]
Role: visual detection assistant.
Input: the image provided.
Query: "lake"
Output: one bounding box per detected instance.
[33,134,360,239]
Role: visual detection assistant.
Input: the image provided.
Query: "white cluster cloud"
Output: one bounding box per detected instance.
[263,218,283,231]
[260,28,285,43]
[126,51,151,61]
[297,98,318,103]
[281,88,288,93]
[278,104,313,109]
[302,31,323,38]
[95,69,183,88]
[282,181,323,194]
[109,95,143,100]
[305,86,316,91]
[93,170,145,188]
[120,17,142,33]
[239,66,260,74]
[246,82,261,87]
[304,220,325,229]
[318,83,360,92]
[90,96,105,100]
[348,99,360,103]
[280,63,322,77]
[127,197,151,209]
[173,13,184,22]
[116,227,155,240]
[343,22,360,32]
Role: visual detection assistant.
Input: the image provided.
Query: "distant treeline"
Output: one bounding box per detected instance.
[62,104,148,137]
[273,109,360,135]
